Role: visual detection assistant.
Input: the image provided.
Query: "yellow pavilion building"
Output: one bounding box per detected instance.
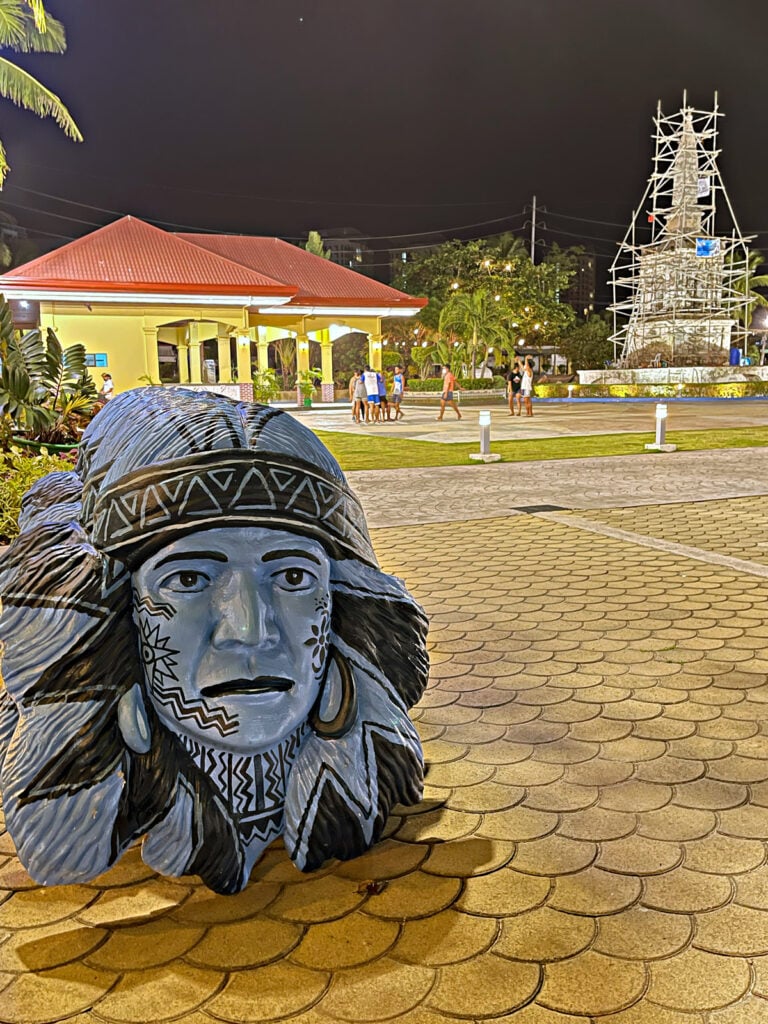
[0,216,426,401]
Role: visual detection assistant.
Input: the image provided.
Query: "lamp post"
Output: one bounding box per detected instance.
[644,402,677,452]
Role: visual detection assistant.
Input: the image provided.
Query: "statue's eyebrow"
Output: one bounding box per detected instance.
[153,550,229,569]
[262,549,322,566]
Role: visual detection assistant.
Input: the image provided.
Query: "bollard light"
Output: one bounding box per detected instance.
[644,401,676,452]
[470,411,501,462]
[568,384,574,399]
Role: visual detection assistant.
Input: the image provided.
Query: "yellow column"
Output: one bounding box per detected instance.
[320,335,334,403]
[217,325,233,383]
[256,326,270,373]
[236,328,255,385]
[177,331,190,384]
[188,323,203,385]
[296,332,310,375]
[142,327,160,385]
[368,332,383,371]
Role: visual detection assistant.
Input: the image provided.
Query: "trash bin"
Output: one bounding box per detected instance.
[729,346,741,366]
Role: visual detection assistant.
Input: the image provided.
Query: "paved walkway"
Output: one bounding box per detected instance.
[4,451,768,1021]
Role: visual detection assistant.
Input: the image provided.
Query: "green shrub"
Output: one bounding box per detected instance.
[0,446,76,543]
[534,381,768,399]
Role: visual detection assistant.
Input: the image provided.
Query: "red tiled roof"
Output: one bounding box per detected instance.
[177,234,426,308]
[1,217,295,297]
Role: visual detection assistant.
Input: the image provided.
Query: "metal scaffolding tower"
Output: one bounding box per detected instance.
[609,94,751,365]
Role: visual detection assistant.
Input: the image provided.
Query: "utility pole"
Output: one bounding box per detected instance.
[530,194,537,264]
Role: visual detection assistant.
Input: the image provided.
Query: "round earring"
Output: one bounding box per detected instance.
[310,646,357,740]
[117,683,152,754]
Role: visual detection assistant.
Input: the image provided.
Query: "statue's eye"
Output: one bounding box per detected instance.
[274,567,316,591]
[161,570,210,593]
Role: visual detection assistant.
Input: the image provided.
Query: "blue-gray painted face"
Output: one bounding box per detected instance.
[132,527,331,754]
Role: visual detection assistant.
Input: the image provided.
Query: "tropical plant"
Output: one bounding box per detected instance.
[424,337,467,377]
[439,289,508,377]
[731,249,768,325]
[0,294,97,445]
[304,230,331,259]
[272,336,296,389]
[295,367,323,402]
[0,443,75,541]
[252,368,281,405]
[0,0,82,186]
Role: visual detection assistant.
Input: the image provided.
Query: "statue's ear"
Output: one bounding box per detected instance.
[117,683,152,754]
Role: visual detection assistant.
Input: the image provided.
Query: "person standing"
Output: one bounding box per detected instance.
[507,360,522,416]
[363,365,380,423]
[377,370,390,421]
[436,364,462,421]
[521,358,534,417]
[392,365,405,420]
[350,370,367,424]
[99,373,115,402]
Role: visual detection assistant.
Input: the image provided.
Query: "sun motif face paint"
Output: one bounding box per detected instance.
[132,527,331,755]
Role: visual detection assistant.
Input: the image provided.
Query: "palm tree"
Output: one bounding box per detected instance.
[731,249,768,325]
[0,0,82,186]
[438,289,509,378]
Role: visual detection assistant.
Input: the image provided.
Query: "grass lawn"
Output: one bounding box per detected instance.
[314,426,768,472]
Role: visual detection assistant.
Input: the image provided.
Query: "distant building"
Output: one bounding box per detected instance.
[563,253,596,318]
[319,227,375,276]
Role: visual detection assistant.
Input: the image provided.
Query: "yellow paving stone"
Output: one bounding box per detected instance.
[85,848,158,889]
[422,837,514,877]
[479,704,542,726]
[75,880,190,927]
[87,964,221,1022]
[576,684,631,704]
[513,835,597,877]
[258,873,365,924]
[207,961,328,1022]
[665,702,720,722]
[667,736,734,761]
[495,907,595,962]
[186,917,300,969]
[415,722,446,743]
[392,909,498,966]
[420,740,469,764]
[334,839,430,882]
[594,906,693,959]
[171,886,282,929]
[489,1005,590,1024]
[558,807,635,842]
[634,756,705,785]
[427,952,540,1018]
[395,808,480,844]
[566,718,632,743]
[598,835,683,876]
[549,867,642,916]
[685,833,766,874]
[747,781,768,808]
[458,868,550,917]
[424,761,494,788]
[532,739,599,765]
[361,870,461,921]
[418,689,460,709]
[735,864,768,909]
[0,887,99,930]
[465,740,534,765]
[599,780,672,813]
[476,807,559,842]
[514,686,573,706]
[505,721,570,744]
[447,781,525,813]
[523,782,598,813]
[648,948,751,1012]
[600,736,667,762]
[541,702,601,724]
[84,920,203,972]
[709,996,768,1024]
[604,699,663,722]
[442,721,509,745]
[0,920,108,972]
[643,866,733,913]
[720,804,768,839]
[673,778,748,810]
[494,761,565,787]
[290,911,399,970]
[600,1006,707,1024]
[563,760,634,787]
[320,957,434,1021]
[539,951,646,1017]
[695,902,768,956]
[0,963,116,1024]
[700,716,761,741]
[419,705,482,726]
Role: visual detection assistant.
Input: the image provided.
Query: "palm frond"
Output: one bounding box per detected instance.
[0,56,82,140]
[0,1,64,52]
[23,0,46,32]
[0,136,9,189]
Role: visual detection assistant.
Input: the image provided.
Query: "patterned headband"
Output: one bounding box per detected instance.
[90,449,377,568]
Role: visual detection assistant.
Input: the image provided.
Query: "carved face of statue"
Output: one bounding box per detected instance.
[132,527,332,754]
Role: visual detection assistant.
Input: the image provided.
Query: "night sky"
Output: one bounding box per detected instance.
[1,0,766,279]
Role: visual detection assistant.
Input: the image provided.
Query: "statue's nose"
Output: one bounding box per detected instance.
[210,572,278,649]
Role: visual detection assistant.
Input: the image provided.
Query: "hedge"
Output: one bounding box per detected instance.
[535,381,768,399]
[408,376,507,392]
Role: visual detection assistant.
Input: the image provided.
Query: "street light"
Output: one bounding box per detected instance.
[469,410,501,463]
[644,402,677,452]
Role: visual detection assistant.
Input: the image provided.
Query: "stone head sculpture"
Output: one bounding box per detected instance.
[0,388,428,894]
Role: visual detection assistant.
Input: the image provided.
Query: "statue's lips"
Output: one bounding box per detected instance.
[201,677,293,698]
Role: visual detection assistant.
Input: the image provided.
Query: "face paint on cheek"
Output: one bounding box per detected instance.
[305,594,331,676]
[135,609,241,740]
